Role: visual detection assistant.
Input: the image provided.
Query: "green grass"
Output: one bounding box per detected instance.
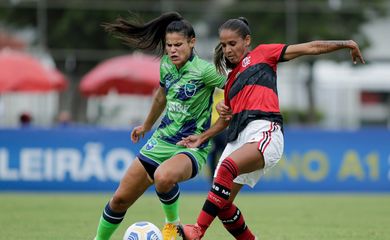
[1,193,389,240]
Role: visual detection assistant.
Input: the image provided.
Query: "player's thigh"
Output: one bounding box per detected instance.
[154,153,193,183]
[113,158,153,207]
[228,142,265,175]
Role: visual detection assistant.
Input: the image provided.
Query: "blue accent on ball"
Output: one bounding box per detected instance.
[128,232,138,240]
[135,221,149,227]
[147,231,160,240]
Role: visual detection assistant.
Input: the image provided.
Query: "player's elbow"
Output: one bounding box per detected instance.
[307,41,323,55]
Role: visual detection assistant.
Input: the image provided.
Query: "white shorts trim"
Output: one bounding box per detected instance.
[214,120,284,188]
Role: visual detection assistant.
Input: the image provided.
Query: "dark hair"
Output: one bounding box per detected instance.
[103,12,195,56]
[214,17,251,74]
[19,112,32,126]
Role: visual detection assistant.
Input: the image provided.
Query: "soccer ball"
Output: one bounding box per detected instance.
[123,221,163,240]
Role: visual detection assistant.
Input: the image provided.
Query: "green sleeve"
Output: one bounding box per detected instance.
[202,63,226,88]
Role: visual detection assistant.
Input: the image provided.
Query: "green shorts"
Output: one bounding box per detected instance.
[138,136,210,179]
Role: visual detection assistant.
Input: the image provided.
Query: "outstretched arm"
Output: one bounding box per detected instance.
[177,117,229,148]
[283,40,365,64]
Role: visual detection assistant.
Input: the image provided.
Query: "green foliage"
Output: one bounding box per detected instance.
[46,9,125,49]
[0,7,36,27]
[219,0,387,49]
[0,0,388,123]
[1,0,388,51]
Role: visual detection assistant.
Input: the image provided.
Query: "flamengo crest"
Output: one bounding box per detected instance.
[242,56,251,67]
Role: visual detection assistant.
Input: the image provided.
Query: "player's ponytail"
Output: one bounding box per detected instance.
[214,43,226,75]
[214,17,252,74]
[103,11,194,56]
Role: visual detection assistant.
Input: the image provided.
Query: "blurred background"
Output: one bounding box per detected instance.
[1,2,390,239]
[1,0,390,192]
[0,0,389,128]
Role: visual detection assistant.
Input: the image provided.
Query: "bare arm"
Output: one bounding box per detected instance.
[283,40,365,64]
[199,117,229,143]
[177,117,229,148]
[142,87,166,130]
[131,87,166,143]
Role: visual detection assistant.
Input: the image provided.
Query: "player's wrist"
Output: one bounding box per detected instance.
[199,133,210,143]
[346,40,357,49]
[142,123,152,132]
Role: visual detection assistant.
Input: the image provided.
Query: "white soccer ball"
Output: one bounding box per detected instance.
[123,221,163,240]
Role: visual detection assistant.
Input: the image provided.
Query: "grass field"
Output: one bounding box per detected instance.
[1,192,389,240]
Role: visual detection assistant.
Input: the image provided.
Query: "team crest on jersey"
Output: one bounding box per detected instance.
[242,56,251,67]
[184,82,197,97]
[145,138,158,150]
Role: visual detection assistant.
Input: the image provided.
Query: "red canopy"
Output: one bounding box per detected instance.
[79,53,160,96]
[0,50,67,92]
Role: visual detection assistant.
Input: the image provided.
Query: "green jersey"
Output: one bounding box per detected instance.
[153,54,225,148]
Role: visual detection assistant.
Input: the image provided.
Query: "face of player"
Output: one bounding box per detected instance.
[219,29,251,65]
[165,32,195,69]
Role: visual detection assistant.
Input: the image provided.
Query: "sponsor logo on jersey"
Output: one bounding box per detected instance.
[167,102,190,115]
[145,138,158,150]
[166,80,171,89]
[210,195,221,205]
[163,74,174,89]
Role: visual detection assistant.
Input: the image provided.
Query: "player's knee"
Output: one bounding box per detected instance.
[154,170,175,193]
[110,193,131,212]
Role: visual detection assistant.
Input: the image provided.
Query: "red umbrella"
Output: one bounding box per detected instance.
[47,68,68,91]
[0,49,67,92]
[79,53,160,96]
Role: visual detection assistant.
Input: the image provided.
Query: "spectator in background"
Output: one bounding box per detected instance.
[56,110,72,127]
[19,112,32,127]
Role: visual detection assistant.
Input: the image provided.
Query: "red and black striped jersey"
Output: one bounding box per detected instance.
[224,43,288,142]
